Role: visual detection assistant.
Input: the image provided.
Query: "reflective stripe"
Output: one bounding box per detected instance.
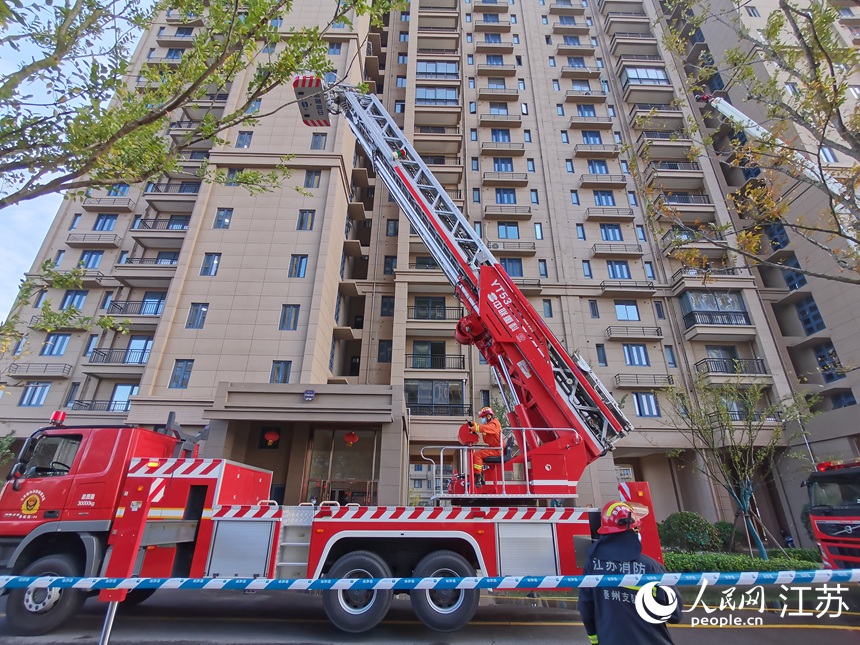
[588,635,599,644]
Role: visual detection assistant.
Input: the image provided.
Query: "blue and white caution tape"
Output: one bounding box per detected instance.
[0,569,858,592]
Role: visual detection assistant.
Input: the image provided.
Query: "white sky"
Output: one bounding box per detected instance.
[0,195,60,320]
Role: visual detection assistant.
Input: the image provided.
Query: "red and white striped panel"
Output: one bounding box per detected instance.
[316,505,585,523]
[211,505,282,520]
[127,458,223,479]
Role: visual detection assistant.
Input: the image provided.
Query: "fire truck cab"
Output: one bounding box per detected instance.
[805,459,860,570]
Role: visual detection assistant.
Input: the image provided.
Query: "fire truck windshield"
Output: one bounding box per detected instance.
[17,434,82,478]
[809,478,860,510]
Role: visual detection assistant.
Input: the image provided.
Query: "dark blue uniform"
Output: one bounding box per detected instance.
[578,530,682,645]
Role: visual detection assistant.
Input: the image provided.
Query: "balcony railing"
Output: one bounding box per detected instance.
[708,410,782,424]
[592,243,642,254]
[168,120,201,130]
[108,300,164,316]
[72,399,131,412]
[66,233,122,245]
[650,161,701,171]
[695,358,768,375]
[120,257,179,266]
[144,183,200,194]
[660,194,713,205]
[7,363,73,376]
[408,263,441,270]
[605,326,662,338]
[630,103,682,115]
[661,228,725,246]
[405,354,466,369]
[82,197,134,209]
[407,404,473,417]
[683,311,752,328]
[671,267,751,282]
[415,72,461,80]
[132,219,190,230]
[407,306,464,320]
[614,374,674,387]
[88,348,150,364]
[415,126,461,134]
[415,98,460,106]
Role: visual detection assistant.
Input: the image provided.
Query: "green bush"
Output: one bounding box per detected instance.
[713,520,742,552]
[664,552,819,573]
[660,511,720,552]
[766,548,821,563]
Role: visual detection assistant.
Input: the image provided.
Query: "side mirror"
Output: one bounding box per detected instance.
[800,480,808,488]
[8,462,24,491]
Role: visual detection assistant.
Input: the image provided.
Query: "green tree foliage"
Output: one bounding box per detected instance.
[660,372,816,559]
[650,0,860,285]
[659,511,720,552]
[0,0,400,210]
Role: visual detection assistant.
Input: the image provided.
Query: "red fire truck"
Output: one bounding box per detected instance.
[805,459,860,570]
[0,78,662,636]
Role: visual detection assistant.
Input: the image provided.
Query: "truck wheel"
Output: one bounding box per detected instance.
[5,554,85,635]
[322,550,393,633]
[410,550,479,632]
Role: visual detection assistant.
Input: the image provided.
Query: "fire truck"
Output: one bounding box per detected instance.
[804,459,860,570]
[0,78,662,636]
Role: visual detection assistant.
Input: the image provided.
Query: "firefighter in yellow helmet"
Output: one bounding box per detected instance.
[471,406,502,487]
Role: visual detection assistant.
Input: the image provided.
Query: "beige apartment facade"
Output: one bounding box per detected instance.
[2,0,853,542]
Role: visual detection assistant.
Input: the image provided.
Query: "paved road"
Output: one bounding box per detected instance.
[1,589,858,644]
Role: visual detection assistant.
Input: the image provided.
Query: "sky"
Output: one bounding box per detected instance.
[0,195,60,320]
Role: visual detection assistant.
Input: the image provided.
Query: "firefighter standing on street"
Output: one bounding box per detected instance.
[471,406,502,487]
[579,501,682,644]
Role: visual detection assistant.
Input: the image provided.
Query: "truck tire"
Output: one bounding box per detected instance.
[322,550,393,633]
[409,550,479,632]
[5,554,86,635]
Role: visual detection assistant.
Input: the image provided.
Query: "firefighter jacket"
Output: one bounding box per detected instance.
[578,530,682,645]
[476,417,502,447]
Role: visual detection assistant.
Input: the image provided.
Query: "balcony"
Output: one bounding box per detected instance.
[556,43,595,56]
[599,0,647,13]
[487,240,536,255]
[670,267,756,295]
[416,10,459,31]
[636,131,693,160]
[552,21,590,34]
[407,404,473,417]
[629,103,684,130]
[407,306,464,335]
[483,205,532,220]
[513,278,543,295]
[479,113,522,127]
[82,197,134,212]
[611,32,660,56]
[482,171,529,186]
[584,207,634,221]
[71,399,131,413]
[614,373,675,388]
[560,65,602,79]
[477,86,520,100]
[66,233,121,248]
[565,89,608,103]
[603,12,650,35]
[82,348,149,378]
[107,300,163,330]
[155,32,195,47]
[605,326,663,340]
[474,0,509,12]
[130,218,190,249]
[708,410,782,427]
[28,315,90,331]
[416,29,459,53]
[405,354,466,370]
[573,143,620,157]
[569,115,614,129]
[143,182,200,213]
[550,1,586,14]
[695,358,773,386]
[682,311,757,342]
[474,40,514,53]
[7,363,73,379]
[408,306,463,321]
[480,141,525,156]
[600,280,656,295]
[113,257,178,288]
[646,161,705,190]
[661,228,726,260]
[477,63,517,77]
[424,156,464,184]
[416,71,461,85]
[474,19,512,32]
[622,76,674,104]
[580,173,627,187]
[413,126,462,156]
[654,194,717,223]
[415,100,461,128]
[591,243,643,257]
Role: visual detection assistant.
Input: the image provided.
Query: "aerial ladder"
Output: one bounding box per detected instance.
[294,77,635,500]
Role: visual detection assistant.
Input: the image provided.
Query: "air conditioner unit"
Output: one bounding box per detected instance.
[489,242,501,249]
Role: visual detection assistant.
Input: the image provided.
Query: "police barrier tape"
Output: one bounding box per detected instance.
[0,569,859,592]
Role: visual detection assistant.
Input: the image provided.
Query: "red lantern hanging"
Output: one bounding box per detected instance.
[263,430,280,447]
[344,431,359,447]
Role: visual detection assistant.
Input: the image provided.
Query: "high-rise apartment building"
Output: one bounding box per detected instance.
[2,0,855,542]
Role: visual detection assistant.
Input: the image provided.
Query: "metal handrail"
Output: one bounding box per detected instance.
[407,404,473,417]
[405,354,466,369]
[71,399,131,412]
[119,257,179,266]
[605,325,662,338]
[614,373,674,386]
[108,300,165,316]
[8,363,73,376]
[88,348,150,364]
[132,219,190,230]
[592,243,643,253]
[683,311,752,328]
[671,266,750,281]
[695,358,768,375]
[407,306,463,320]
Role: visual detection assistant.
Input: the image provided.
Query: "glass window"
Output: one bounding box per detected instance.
[615,301,639,321]
[491,129,511,142]
[644,261,655,280]
[561,131,569,144]
[19,382,50,407]
[600,223,622,241]
[633,392,660,417]
[94,214,117,231]
[329,42,343,55]
[607,260,631,279]
[310,133,327,150]
[664,345,677,368]
[781,256,807,291]
[543,299,553,317]
[384,256,397,274]
[380,296,395,317]
[201,253,221,276]
[60,290,87,310]
[796,295,825,335]
[304,170,321,188]
[499,258,523,276]
[525,130,532,143]
[214,207,232,229]
[473,188,481,203]
[527,158,536,173]
[168,360,194,389]
[498,222,520,239]
[279,304,300,330]
[298,209,315,231]
[270,361,291,384]
[186,303,209,329]
[589,300,599,318]
[289,255,308,278]
[235,131,253,148]
[576,224,585,240]
[530,190,539,204]
[832,391,856,409]
[596,344,607,366]
[79,250,103,269]
[84,334,98,357]
[655,302,665,319]
[41,333,70,356]
[582,260,592,278]
[636,225,646,241]
[386,219,399,237]
[628,191,638,206]
[378,340,392,363]
[495,188,517,204]
[815,341,845,383]
[594,190,616,206]
[493,157,514,172]
[539,259,549,277]
[535,223,543,239]
[570,190,579,205]
[588,159,608,174]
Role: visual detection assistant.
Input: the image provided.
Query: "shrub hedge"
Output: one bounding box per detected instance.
[659,511,720,552]
[663,552,818,573]
[765,548,821,563]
